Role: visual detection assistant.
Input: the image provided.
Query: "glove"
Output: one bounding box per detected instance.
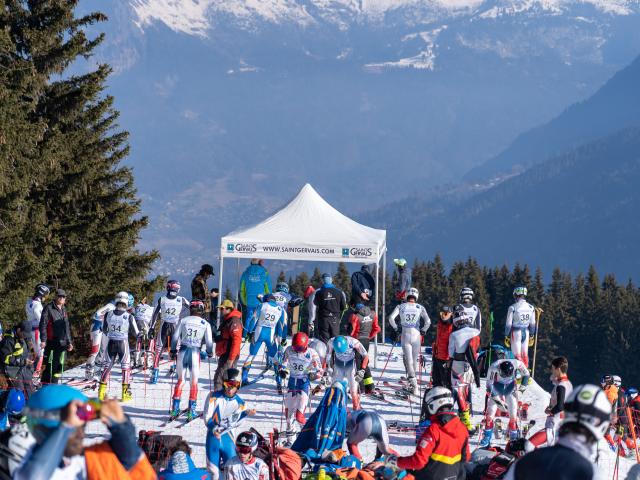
[528,337,535,347]
[355,369,366,383]
[504,336,511,348]
[200,350,207,360]
[384,454,398,468]
[308,371,320,381]
[278,368,289,379]
[169,350,177,360]
[309,323,315,335]
[207,352,214,359]
[281,338,287,347]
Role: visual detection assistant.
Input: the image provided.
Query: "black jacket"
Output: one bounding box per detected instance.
[351,266,376,304]
[39,302,71,347]
[0,333,29,368]
[313,285,346,321]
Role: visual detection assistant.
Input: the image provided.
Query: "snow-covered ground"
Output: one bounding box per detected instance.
[64,343,633,477]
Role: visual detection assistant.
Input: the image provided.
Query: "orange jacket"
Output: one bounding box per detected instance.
[215,309,243,361]
[85,442,156,480]
[605,385,619,406]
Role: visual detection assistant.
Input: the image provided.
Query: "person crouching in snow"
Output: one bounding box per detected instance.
[346,409,397,461]
[480,358,530,447]
[325,335,368,410]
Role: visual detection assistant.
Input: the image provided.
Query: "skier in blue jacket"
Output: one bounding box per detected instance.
[239,259,271,330]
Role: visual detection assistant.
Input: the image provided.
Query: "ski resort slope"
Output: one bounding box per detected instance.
[68,344,633,477]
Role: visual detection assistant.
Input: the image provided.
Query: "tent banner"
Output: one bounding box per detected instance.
[222,241,379,261]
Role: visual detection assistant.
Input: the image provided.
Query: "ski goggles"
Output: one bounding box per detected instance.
[224,380,241,389]
[236,445,254,455]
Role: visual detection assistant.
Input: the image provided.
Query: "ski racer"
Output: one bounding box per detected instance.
[239,259,272,330]
[530,356,573,447]
[456,287,482,356]
[273,282,302,332]
[431,305,453,389]
[204,368,256,480]
[149,280,190,384]
[480,358,531,447]
[278,332,323,444]
[131,297,154,369]
[388,287,431,395]
[313,273,347,343]
[347,409,397,461]
[504,286,537,367]
[392,258,412,303]
[348,303,380,394]
[14,384,155,480]
[170,300,214,421]
[86,292,134,380]
[224,431,269,480]
[98,291,139,402]
[325,335,368,410]
[504,384,612,480]
[377,386,470,480]
[241,294,287,390]
[25,283,49,381]
[351,264,376,306]
[448,307,481,432]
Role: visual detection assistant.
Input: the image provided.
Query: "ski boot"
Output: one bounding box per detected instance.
[150,368,159,384]
[277,384,284,395]
[408,376,418,395]
[85,364,94,381]
[459,408,473,432]
[241,366,250,386]
[295,410,307,426]
[168,364,176,376]
[170,398,181,419]
[187,400,197,421]
[122,383,132,402]
[480,428,493,448]
[509,429,519,441]
[98,382,108,401]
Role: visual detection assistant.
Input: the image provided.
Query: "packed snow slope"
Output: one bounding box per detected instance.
[66,344,632,476]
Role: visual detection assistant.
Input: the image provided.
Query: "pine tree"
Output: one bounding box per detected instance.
[310,267,323,286]
[334,262,351,297]
[277,271,286,283]
[0,2,163,349]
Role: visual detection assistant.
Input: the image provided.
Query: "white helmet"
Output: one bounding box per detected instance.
[561,384,612,440]
[460,287,474,302]
[424,387,454,416]
[613,375,622,387]
[406,288,419,301]
[115,291,129,307]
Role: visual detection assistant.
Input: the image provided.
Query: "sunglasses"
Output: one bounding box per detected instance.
[224,380,241,389]
[236,445,254,454]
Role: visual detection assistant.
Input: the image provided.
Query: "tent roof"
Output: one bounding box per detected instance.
[221,184,386,262]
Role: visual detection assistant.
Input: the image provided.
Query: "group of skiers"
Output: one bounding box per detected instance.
[0,257,633,480]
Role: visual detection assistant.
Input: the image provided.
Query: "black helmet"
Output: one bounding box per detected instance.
[224,368,241,384]
[499,361,515,378]
[236,431,258,455]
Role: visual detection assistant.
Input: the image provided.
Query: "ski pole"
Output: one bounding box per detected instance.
[531,307,543,378]
[375,342,397,387]
[626,405,640,463]
[487,312,494,368]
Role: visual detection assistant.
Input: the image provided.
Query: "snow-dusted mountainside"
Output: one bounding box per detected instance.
[71,344,632,476]
[76,0,640,274]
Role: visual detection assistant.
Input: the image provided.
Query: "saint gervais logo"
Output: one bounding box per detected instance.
[235,243,257,253]
[342,248,350,257]
[227,243,234,252]
[349,247,373,257]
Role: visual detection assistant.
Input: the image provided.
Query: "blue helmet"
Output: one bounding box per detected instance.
[627,387,639,399]
[334,336,348,354]
[128,293,135,308]
[26,385,88,442]
[275,282,289,294]
[6,389,25,415]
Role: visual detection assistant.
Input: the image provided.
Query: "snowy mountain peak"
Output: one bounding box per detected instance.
[131,0,640,36]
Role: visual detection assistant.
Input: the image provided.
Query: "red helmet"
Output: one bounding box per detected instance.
[166,280,181,293]
[303,285,315,299]
[292,332,309,353]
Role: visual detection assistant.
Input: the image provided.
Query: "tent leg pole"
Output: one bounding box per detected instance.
[374,259,379,369]
[382,251,386,345]
[235,258,240,304]
[218,256,224,325]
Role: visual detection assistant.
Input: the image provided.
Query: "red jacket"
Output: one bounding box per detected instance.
[397,411,469,480]
[350,311,381,340]
[215,309,243,361]
[432,321,453,361]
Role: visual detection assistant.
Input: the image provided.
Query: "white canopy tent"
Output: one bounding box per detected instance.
[218,183,388,363]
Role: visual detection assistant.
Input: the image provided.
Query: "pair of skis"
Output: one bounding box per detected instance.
[162,408,203,428]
